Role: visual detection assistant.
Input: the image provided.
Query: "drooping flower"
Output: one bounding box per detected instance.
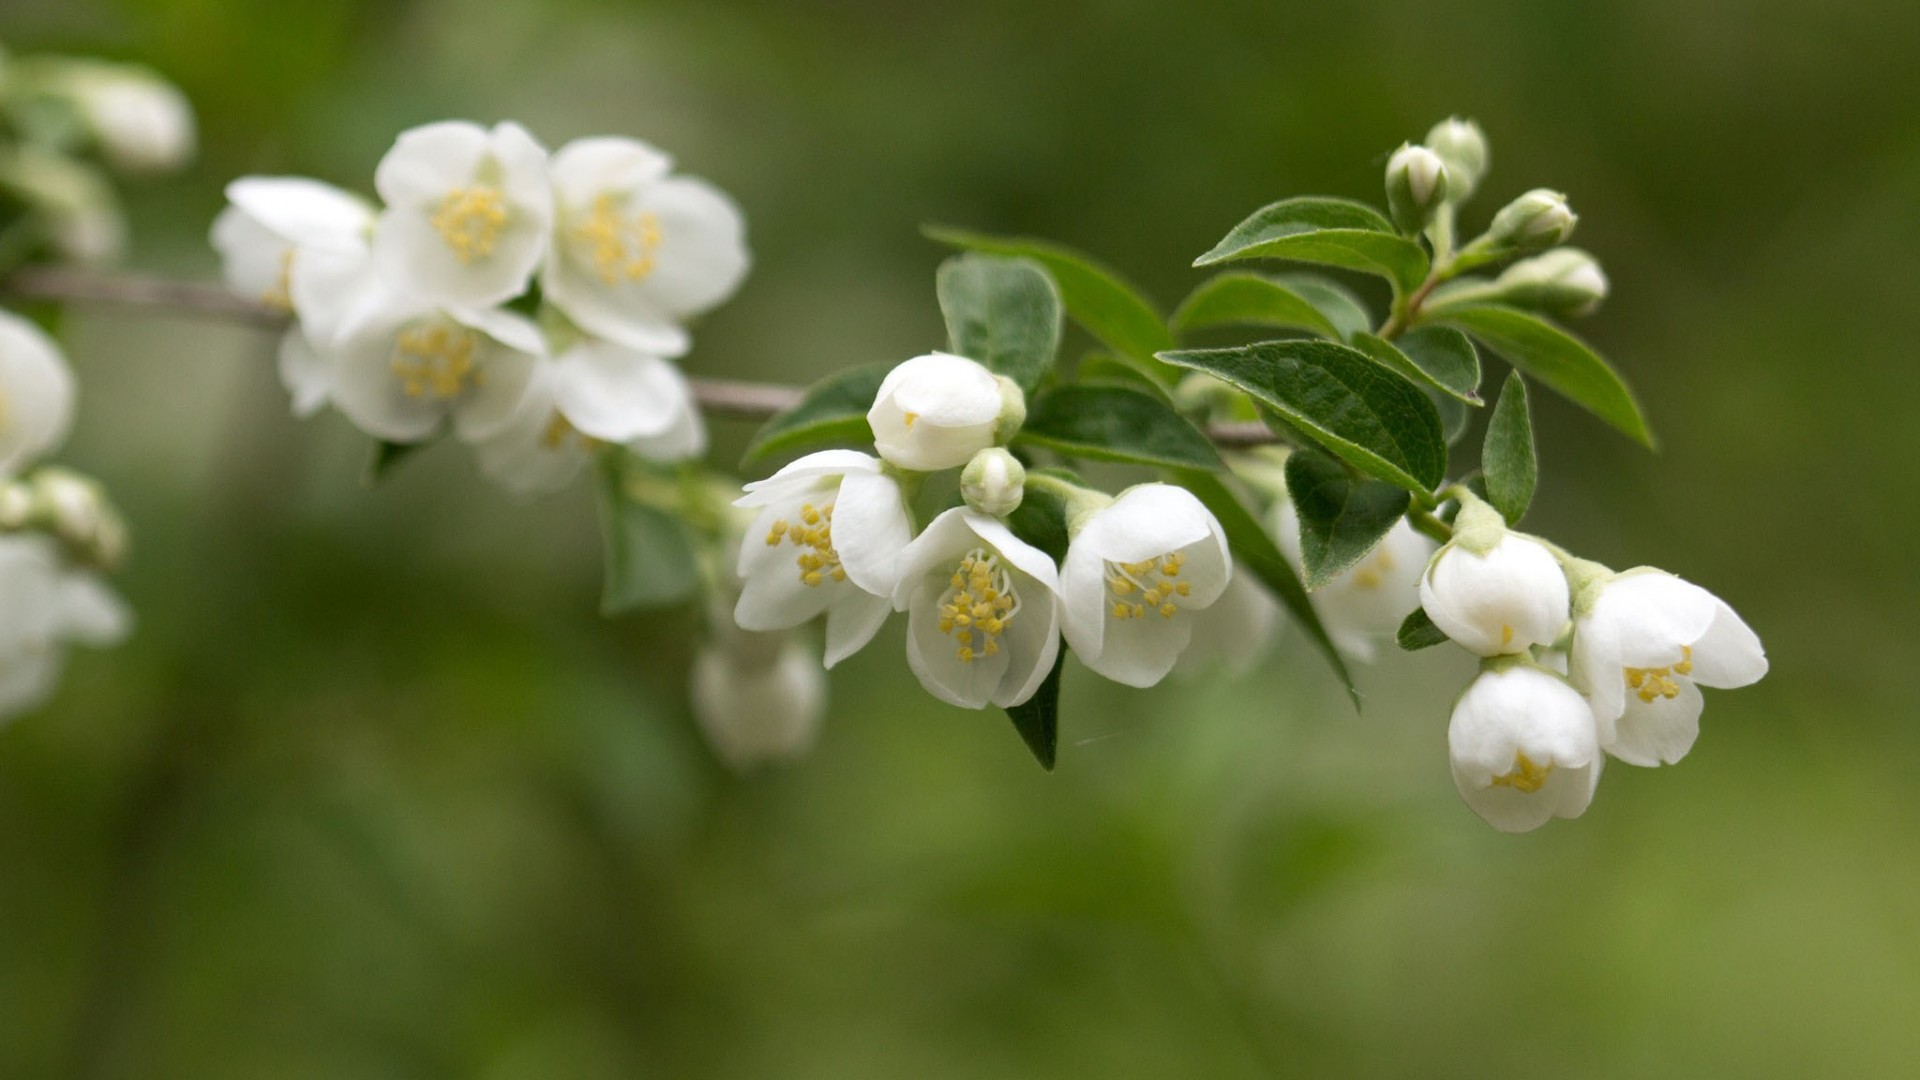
[371,121,553,308]
[734,451,913,667]
[1419,501,1569,656]
[1569,568,1767,767]
[0,310,77,476]
[541,137,750,357]
[1276,503,1435,661]
[691,598,828,772]
[892,508,1060,709]
[866,353,1016,473]
[326,293,542,444]
[1448,662,1602,833]
[1059,483,1231,687]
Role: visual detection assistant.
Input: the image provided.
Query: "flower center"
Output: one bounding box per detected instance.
[572,194,662,285]
[1490,751,1553,793]
[1347,544,1395,589]
[764,502,843,588]
[431,186,510,263]
[938,547,1020,663]
[539,411,605,453]
[1106,551,1191,621]
[263,249,295,312]
[1624,645,1693,704]
[390,323,482,399]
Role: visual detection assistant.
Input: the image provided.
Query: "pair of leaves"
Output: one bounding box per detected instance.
[1194,197,1430,297]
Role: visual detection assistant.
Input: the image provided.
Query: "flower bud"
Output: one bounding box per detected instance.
[691,637,827,771]
[1419,499,1570,656]
[867,352,1016,472]
[1385,143,1449,235]
[1488,248,1609,317]
[1488,189,1577,253]
[70,64,197,173]
[1425,117,1489,201]
[961,448,1026,517]
[27,467,127,571]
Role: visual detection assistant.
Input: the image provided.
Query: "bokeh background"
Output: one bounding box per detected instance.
[4,0,1918,1076]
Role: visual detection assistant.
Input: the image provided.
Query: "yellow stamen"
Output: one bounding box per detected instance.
[766,500,843,588]
[572,195,661,285]
[431,186,510,263]
[1490,751,1553,793]
[262,249,295,311]
[939,548,1020,662]
[389,322,482,399]
[1105,552,1194,626]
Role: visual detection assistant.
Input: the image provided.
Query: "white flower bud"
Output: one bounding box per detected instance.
[691,638,828,772]
[960,448,1026,517]
[0,310,76,475]
[1489,248,1609,317]
[72,66,197,173]
[1425,117,1489,201]
[866,352,1014,472]
[1449,662,1601,833]
[1419,501,1569,656]
[1385,144,1449,235]
[1488,189,1577,253]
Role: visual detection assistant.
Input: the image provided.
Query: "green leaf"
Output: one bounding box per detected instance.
[1004,651,1063,771]
[363,439,428,487]
[1172,271,1370,341]
[1352,326,1483,404]
[1075,352,1175,402]
[936,253,1063,393]
[1432,304,1653,447]
[1194,197,1430,296]
[1482,371,1538,525]
[1159,340,1447,497]
[924,226,1173,367]
[1004,467,1075,562]
[1018,383,1222,471]
[1396,607,1449,651]
[741,364,888,464]
[596,455,700,614]
[1175,469,1358,707]
[1283,450,1412,590]
[1432,391,1471,445]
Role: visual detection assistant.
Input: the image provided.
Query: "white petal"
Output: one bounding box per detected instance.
[209,206,292,301]
[1587,570,1716,668]
[622,176,749,319]
[1687,598,1768,689]
[545,341,688,442]
[692,640,825,771]
[735,450,880,507]
[733,552,835,632]
[960,512,1059,593]
[1079,599,1192,688]
[830,469,913,598]
[1420,534,1568,655]
[0,311,77,473]
[904,584,1009,710]
[550,137,674,204]
[823,590,890,668]
[58,572,131,646]
[626,398,706,463]
[994,585,1061,708]
[890,507,981,610]
[275,329,333,418]
[288,241,379,348]
[1606,678,1703,767]
[372,121,488,204]
[225,176,373,251]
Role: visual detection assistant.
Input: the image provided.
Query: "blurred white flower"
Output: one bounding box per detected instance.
[211,177,375,314]
[866,352,1012,472]
[1420,508,1568,656]
[1059,483,1231,687]
[1277,503,1434,661]
[0,148,125,264]
[892,507,1060,709]
[70,64,196,173]
[542,137,749,357]
[692,632,827,772]
[1174,567,1282,678]
[0,534,130,724]
[0,310,76,476]
[372,121,553,308]
[1448,662,1601,833]
[326,293,542,444]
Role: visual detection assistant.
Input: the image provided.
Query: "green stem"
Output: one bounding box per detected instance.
[1405,505,1453,544]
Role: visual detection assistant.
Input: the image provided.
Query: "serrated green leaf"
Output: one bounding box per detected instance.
[1004,651,1063,771]
[1175,469,1357,707]
[1173,272,1347,340]
[937,253,1063,393]
[1352,326,1483,404]
[1432,304,1653,447]
[1194,197,1430,296]
[1482,371,1537,525]
[364,438,427,487]
[924,226,1173,368]
[1159,340,1447,497]
[596,455,700,614]
[741,364,887,464]
[1018,383,1222,471]
[1396,607,1449,651]
[1284,449,1412,590]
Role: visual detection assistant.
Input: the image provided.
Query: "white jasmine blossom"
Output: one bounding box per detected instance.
[326,293,542,444]
[691,593,828,772]
[1276,503,1435,661]
[1449,662,1602,833]
[372,121,553,308]
[0,534,130,723]
[542,137,749,357]
[1174,567,1281,677]
[892,507,1061,709]
[1059,483,1231,687]
[0,310,77,476]
[69,64,196,173]
[734,450,913,667]
[867,352,1016,472]
[1420,503,1569,656]
[211,177,375,314]
[1570,568,1767,767]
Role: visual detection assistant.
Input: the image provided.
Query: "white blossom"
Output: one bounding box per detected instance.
[0,534,130,723]
[734,451,913,667]
[71,65,196,173]
[692,633,827,772]
[1448,663,1602,833]
[892,508,1060,709]
[0,310,77,476]
[1570,569,1767,767]
[1276,503,1434,661]
[542,137,749,357]
[326,292,542,444]
[866,352,1011,472]
[372,121,553,308]
[1059,483,1231,687]
[1420,522,1569,656]
[1174,567,1282,677]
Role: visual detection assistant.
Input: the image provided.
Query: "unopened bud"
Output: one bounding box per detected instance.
[1385,143,1449,235]
[1488,189,1577,253]
[1491,248,1609,317]
[28,467,128,570]
[1425,117,1489,201]
[961,447,1026,517]
[0,483,31,529]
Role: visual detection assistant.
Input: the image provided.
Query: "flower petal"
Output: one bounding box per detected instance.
[823,590,890,668]
[1687,598,1768,689]
[1606,677,1703,767]
[831,469,913,598]
[546,341,689,442]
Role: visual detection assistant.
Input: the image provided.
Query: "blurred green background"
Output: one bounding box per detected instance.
[4,0,1918,1076]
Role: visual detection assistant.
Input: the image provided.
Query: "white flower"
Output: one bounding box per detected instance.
[1174,567,1281,677]
[72,66,196,173]
[327,292,542,444]
[1059,483,1231,687]
[0,534,130,723]
[0,310,77,476]
[542,137,750,357]
[692,635,827,772]
[734,451,913,667]
[372,121,553,308]
[1448,663,1602,833]
[1570,569,1767,767]
[892,508,1061,709]
[1420,526,1569,657]
[211,177,375,314]
[1276,504,1434,661]
[866,352,1012,472]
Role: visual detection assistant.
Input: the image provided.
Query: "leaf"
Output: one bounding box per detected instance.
[1004,652,1063,771]
[1431,391,1471,445]
[1004,467,1074,562]
[1432,304,1653,447]
[364,439,427,487]
[741,363,887,464]
[1396,607,1449,651]
[1482,371,1538,525]
[1158,340,1447,497]
[596,454,700,614]
[1194,197,1430,296]
[1018,383,1222,470]
[1172,271,1368,341]
[924,226,1173,367]
[1175,469,1358,707]
[1283,449,1412,590]
[936,253,1063,393]
[1074,352,1175,402]
[1352,326,1482,404]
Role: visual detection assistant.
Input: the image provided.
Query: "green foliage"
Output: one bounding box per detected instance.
[1159,340,1447,497]
[741,363,888,464]
[1004,652,1064,771]
[1432,304,1652,447]
[595,454,700,614]
[1396,606,1449,651]
[1284,449,1412,590]
[1353,326,1483,404]
[1193,196,1430,296]
[1004,466,1075,562]
[1172,271,1370,341]
[1482,371,1537,525]
[1018,383,1221,470]
[936,253,1063,394]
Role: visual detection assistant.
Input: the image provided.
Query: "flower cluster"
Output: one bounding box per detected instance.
[211,121,749,495]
